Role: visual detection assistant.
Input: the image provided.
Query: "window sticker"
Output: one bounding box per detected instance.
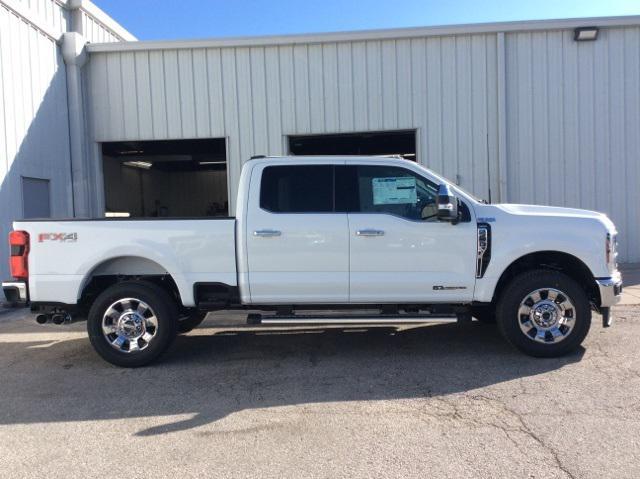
[372,177,417,205]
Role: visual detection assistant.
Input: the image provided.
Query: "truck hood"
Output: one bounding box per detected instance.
[490,203,616,232]
[495,204,605,219]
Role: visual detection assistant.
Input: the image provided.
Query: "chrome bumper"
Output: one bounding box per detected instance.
[2,280,28,304]
[596,271,623,308]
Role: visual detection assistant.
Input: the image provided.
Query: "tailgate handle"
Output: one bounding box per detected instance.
[254,229,282,237]
[356,229,385,237]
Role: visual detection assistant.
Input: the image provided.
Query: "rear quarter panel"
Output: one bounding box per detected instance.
[16,219,237,307]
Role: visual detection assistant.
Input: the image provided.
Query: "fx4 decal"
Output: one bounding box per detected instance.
[433,285,467,290]
[38,233,78,243]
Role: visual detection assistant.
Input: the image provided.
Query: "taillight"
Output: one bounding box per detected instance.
[9,230,29,279]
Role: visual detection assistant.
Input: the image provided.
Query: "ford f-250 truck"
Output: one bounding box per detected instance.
[3,156,623,367]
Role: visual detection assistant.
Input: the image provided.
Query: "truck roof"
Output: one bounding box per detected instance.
[248,155,407,162]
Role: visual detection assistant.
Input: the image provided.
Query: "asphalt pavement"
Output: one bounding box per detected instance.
[0,301,638,479]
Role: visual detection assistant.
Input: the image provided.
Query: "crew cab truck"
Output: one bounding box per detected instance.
[3,156,623,367]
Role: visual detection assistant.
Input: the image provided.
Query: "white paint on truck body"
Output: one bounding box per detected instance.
[17,218,236,306]
[12,156,619,309]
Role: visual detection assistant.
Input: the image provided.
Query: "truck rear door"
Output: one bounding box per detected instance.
[245,162,349,303]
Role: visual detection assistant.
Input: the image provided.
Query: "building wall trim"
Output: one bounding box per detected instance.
[86,15,640,53]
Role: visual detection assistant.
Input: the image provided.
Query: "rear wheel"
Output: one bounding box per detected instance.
[496,270,591,357]
[87,281,178,367]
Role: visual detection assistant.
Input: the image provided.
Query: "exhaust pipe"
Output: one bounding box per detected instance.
[36,312,75,325]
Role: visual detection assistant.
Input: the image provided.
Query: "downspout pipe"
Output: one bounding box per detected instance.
[61,32,90,218]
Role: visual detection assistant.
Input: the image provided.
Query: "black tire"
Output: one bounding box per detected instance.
[496,270,591,357]
[177,311,207,334]
[87,281,178,367]
[471,305,496,324]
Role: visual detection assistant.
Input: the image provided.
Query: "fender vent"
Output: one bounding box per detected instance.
[476,223,491,278]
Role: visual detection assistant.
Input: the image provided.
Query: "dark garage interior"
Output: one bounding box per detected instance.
[288,130,416,160]
[102,139,228,218]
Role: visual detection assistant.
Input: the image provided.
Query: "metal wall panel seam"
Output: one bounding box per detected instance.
[496,32,507,202]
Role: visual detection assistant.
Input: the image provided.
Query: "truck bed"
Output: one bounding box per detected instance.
[16,217,237,307]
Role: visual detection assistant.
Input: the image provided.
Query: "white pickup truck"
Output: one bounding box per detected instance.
[3,156,622,366]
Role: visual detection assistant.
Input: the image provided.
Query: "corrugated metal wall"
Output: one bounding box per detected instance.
[504,26,640,261]
[88,34,500,212]
[13,0,68,33]
[0,2,73,280]
[80,12,120,43]
[86,24,640,262]
[0,0,132,280]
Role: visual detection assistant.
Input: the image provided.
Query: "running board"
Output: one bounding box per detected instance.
[247,313,458,326]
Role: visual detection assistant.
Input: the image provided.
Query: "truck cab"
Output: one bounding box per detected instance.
[3,156,623,366]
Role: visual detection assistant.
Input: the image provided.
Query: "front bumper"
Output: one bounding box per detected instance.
[2,280,28,305]
[596,270,623,308]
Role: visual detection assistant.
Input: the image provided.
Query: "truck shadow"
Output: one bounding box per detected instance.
[0,321,584,436]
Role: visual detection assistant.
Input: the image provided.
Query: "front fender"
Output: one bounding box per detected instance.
[474,215,607,302]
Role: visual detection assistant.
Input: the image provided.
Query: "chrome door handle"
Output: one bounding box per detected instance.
[253,229,282,237]
[356,229,385,237]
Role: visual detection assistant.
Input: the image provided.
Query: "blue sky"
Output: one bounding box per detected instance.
[96,0,640,41]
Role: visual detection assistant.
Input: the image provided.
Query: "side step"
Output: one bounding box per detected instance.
[247,313,459,326]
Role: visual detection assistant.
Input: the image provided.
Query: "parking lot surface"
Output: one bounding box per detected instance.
[0,303,638,479]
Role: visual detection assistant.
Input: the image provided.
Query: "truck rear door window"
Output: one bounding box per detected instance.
[260,165,334,213]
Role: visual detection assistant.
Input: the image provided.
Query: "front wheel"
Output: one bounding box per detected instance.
[496,270,591,357]
[87,281,178,367]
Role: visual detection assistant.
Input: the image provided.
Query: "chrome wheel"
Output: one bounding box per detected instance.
[101,298,158,353]
[517,288,576,344]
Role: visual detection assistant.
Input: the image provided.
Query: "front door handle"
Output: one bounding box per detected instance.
[356,229,385,237]
[254,229,282,237]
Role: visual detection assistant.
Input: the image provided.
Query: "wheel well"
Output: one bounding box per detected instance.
[492,251,599,305]
[79,274,182,316]
[78,257,183,316]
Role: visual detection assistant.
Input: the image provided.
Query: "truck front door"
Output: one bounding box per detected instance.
[341,164,477,303]
[245,162,349,304]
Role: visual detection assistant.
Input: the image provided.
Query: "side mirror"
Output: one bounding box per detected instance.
[436,184,459,223]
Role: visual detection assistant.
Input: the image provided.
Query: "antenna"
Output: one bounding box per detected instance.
[486,133,492,204]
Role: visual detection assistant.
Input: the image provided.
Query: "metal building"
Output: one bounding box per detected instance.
[1,4,639,282]
[0,0,134,279]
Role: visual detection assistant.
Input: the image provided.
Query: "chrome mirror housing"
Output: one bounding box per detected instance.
[436,184,459,223]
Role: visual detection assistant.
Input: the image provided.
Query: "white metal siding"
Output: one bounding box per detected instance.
[12,0,67,34]
[0,3,73,279]
[88,34,500,212]
[80,11,122,43]
[86,22,640,262]
[505,27,640,261]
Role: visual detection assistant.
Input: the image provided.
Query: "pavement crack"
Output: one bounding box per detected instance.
[468,393,577,479]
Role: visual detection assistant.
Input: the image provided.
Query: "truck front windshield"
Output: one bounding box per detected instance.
[414,163,487,204]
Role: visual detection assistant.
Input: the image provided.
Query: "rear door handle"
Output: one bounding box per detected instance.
[253,229,282,237]
[356,229,385,237]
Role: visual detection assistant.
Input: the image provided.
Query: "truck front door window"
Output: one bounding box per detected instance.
[351,166,439,221]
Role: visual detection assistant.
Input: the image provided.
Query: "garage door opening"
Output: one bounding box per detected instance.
[288,130,416,160]
[102,139,228,218]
